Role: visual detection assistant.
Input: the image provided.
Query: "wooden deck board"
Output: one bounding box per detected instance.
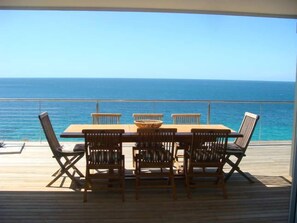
[0,141,292,222]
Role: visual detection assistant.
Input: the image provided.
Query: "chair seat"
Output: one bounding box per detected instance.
[226,143,245,155]
[135,142,164,149]
[73,144,85,152]
[57,144,85,154]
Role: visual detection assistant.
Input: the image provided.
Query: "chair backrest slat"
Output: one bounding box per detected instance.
[91,113,121,124]
[234,112,260,151]
[172,113,201,124]
[133,113,163,121]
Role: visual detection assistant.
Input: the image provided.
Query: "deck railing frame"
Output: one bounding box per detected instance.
[0,97,293,122]
[0,98,294,142]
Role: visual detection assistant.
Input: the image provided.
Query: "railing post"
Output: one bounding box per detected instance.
[96,100,99,113]
[39,100,42,142]
[259,103,262,141]
[207,102,211,124]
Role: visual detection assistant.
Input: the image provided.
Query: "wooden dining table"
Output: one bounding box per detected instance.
[60,124,242,175]
[60,124,242,142]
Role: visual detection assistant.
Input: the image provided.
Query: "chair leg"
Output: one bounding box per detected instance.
[234,168,254,183]
[83,171,89,202]
[83,188,87,202]
[135,175,140,200]
[132,147,138,168]
[135,161,140,200]
[83,180,88,202]
[51,155,81,177]
[221,181,228,199]
[62,155,84,183]
[174,145,179,161]
[64,156,84,177]
[121,159,125,202]
[170,167,177,200]
[47,174,63,187]
[186,176,191,199]
[121,180,125,202]
[185,166,192,199]
[47,154,83,187]
[224,155,239,181]
[225,155,254,183]
[218,171,228,199]
[52,168,62,177]
[184,155,189,186]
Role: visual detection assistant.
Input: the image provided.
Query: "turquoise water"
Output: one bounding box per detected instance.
[0,78,294,141]
[0,78,293,100]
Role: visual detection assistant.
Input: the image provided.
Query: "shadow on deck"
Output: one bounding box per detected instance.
[0,142,292,223]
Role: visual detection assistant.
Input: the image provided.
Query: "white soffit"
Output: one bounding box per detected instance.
[0,0,296,18]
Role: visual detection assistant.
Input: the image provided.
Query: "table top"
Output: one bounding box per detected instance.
[60,124,241,139]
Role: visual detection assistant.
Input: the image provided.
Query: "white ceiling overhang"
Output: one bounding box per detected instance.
[0,0,297,18]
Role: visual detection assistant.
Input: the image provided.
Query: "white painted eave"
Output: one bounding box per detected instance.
[0,0,296,18]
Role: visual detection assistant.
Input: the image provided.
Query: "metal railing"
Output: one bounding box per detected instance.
[0,98,294,141]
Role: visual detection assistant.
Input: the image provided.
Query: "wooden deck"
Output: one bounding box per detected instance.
[0,141,292,222]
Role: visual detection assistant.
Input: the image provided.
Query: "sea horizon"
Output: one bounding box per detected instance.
[0,77,294,83]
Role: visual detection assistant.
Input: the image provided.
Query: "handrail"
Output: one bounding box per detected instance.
[0,98,293,104]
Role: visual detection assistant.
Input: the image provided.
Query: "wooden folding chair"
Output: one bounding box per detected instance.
[224,112,260,183]
[83,129,125,202]
[134,128,177,200]
[185,129,230,198]
[171,113,201,164]
[91,113,121,124]
[132,113,164,167]
[38,112,85,187]
[172,113,201,124]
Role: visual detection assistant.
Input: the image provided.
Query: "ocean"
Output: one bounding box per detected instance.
[0,78,294,141]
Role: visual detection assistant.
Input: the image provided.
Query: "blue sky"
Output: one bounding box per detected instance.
[0,10,296,81]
